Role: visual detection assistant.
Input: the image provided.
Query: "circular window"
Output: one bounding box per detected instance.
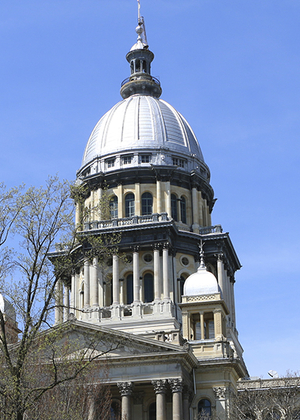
[181,256,189,266]
[143,253,153,263]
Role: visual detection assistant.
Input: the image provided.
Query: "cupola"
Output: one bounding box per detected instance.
[120,16,162,99]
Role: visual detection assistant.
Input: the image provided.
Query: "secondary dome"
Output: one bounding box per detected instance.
[81,95,204,169]
[184,264,219,297]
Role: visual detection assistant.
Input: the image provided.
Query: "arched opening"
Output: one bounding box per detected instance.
[149,402,156,420]
[141,192,153,215]
[198,399,212,418]
[180,196,187,224]
[171,194,178,221]
[126,273,133,304]
[144,272,154,302]
[111,401,121,420]
[125,193,135,217]
[110,195,118,218]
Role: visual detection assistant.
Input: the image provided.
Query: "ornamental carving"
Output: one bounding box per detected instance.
[186,294,218,302]
[169,378,184,393]
[213,387,227,399]
[117,381,134,396]
[152,379,168,394]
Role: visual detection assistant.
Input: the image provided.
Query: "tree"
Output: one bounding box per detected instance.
[233,374,300,420]
[0,177,121,420]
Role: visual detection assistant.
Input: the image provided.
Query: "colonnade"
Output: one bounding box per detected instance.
[76,180,211,230]
[115,378,189,420]
[54,244,173,324]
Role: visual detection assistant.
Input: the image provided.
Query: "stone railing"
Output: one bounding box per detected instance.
[84,213,169,231]
[199,224,223,234]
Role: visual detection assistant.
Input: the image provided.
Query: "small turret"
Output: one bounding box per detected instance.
[120,15,162,99]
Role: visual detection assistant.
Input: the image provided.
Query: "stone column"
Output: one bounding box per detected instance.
[118,184,123,218]
[217,254,225,300]
[98,268,104,307]
[152,379,167,420]
[200,311,205,340]
[87,386,95,420]
[192,186,199,232]
[120,279,124,305]
[84,258,90,307]
[163,243,170,300]
[70,272,75,315]
[75,272,80,318]
[165,181,171,217]
[156,179,162,214]
[153,245,161,301]
[231,279,236,327]
[112,254,120,305]
[133,247,140,303]
[91,256,99,307]
[118,382,134,420]
[63,283,70,322]
[214,309,223,339]
[213,387,227,420]
[169,378,183,420]
[54,278,63,325]
[135,182,141,216]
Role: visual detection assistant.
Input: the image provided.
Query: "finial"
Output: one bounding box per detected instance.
[137,0,141,21]
[198,240,206,270]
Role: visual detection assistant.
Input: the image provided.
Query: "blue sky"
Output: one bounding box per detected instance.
[0,0,299,378]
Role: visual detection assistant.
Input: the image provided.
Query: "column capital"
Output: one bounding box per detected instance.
[169,378,184,393]
[213,386,227,400]
[152,379,168,394]
[117,381,134,396]
[153,242,162,251]
[162,242,170,250]
[132,245,140,253]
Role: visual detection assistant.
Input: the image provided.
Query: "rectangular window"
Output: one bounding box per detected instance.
[106,158,115,168]
[122,155,133,165]
[172,157,185,168]
[140,154,152,163]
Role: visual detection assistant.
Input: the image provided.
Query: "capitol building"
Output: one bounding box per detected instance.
[51,13,249,419]
[5,8,297,420]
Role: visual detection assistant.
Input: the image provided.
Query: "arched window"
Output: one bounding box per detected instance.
[125,193,135,217]
[149,402,156,420]
[144,273,154,302]
[126,273,133,304]
[198,399,212,418]
[109,196,118,218]
[142,192,153,215]
[171,194,178,221]
[180,196,187,224]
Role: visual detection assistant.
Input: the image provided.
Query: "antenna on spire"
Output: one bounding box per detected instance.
[136,0,148,46]
[137,0,141,21]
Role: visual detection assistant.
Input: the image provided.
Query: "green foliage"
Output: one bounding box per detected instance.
[0,177,122,419]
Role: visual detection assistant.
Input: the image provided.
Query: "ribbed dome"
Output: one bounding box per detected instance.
[81,95,204,169]
[183,266,219,297]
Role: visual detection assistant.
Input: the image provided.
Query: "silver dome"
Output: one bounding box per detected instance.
[81,95,204,170]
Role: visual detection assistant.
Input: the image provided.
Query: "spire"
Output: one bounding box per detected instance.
[120,5,162,99]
